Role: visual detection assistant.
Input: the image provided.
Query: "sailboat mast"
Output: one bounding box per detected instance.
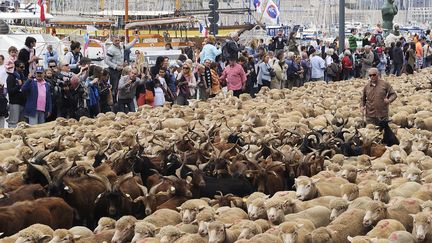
[125,0,129,41]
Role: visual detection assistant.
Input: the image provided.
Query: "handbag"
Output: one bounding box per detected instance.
[106,88,113,106]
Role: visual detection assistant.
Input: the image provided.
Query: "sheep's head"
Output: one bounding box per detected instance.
[207,221,231,243]
[195,207,216,237]
[294,176,318,201]
[388,145,405,163]
[372,183,390,203]
[236,220,261,240]
[47,229,75,243]
[340,183,359,201]
[157,225,184,243]
[340,165,357,183]
[363,201,386,227]
[307,227,337,243]
[376,171,391,185]
[15,228,52,243]
[264,198,286,225]
[279,222,304,243]
[411,212,432,242]
[248,198,268,220]
[329,198,349,221]
[131,221,157,243]
[94,217,116,233]
[404,166,422,182]
[111,216,137,243]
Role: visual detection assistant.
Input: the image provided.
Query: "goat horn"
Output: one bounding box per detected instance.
[216,191,223,197]
[114,172,134,190]
[29,162,52,184]
[86,172,112,192]
[220,144,236,159]
[137,184,148,196]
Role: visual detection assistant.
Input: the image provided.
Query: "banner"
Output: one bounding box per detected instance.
[199,23,208,37]
[37,0,45,22]
[252,0,263,13]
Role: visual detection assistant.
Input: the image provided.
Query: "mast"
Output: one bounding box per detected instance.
[125,0,129,41]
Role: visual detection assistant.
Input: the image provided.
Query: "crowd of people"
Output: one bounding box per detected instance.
[0,26,431,128]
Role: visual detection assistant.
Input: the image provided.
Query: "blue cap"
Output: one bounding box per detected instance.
[35,66,44,73]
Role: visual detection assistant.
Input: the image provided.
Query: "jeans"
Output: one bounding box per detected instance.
[392,63,402,76]
[109,68,122,103]
[7,104,24,128]
[0,116,4,128]
[28,111,46,125]
[117,98,135,113]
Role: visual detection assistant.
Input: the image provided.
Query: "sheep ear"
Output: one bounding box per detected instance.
[409,213,416,219]
[73,235,83,240]
[224,223,233,228]
[347,236,354,242]
[312,178,320,184]
[198,205,206,211]
[176,207,182,211]
[304,233,312,242]
[40,235,52,242]
[296,224,304,229]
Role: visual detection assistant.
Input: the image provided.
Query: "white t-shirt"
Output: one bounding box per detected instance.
[0,65,7,87]
[154,87,165,107]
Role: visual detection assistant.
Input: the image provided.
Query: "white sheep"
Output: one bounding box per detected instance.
[206,221,240,243]
[284,206,331,228]
[177,199,209,224]
[410,212,432,242]
[366,219,406,238]
[294,176,348,200]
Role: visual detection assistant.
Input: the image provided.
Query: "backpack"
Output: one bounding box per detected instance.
[222,42,232,60]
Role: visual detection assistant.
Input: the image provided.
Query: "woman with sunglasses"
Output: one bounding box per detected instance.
[6,60,26,128]
[175,63,196,105]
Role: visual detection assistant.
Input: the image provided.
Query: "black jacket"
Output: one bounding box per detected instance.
[223,40,243,61]
[393,47,404,65]
[272,36,287,50]
[18,48,35,78]
[6,72,26,105]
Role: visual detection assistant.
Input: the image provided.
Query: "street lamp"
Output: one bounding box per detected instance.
[339,0,345,53]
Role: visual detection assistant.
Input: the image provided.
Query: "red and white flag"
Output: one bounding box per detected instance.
[38,0,46,22]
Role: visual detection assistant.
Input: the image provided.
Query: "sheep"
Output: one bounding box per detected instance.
[347,235,373,243]
[177,199,209,224]
[363,199,421,232]
[47,229,78,243]
[264,197,289,225]
[130,221,158,243]
[278,218,315,243]
[144,209,182,228]
[111,215,137,243]
[284,206,331,228]
[366,219,406,239]
[93,217,116,233]
[381,145,408,164]
[157,225,184,243]
[411,212,432,242]
[206,221,240,243]
[232,220,262,240]
[420,200,432,212]
[341,183,359,201]
[387,230,416,243]
[340,164,358,183]
[247,198,267,220]
[403,166,422,182]
[329,198,349,221]
[294,176,348,200]
[372,183,391,203]
[216,207,248,224]
[388,182,422,198]
[239,233,282,243]
[14,227,52,243]
[283,196,338,213]
[195,207,217,236]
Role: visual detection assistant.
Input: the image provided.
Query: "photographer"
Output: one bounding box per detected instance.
[117,67,144,113]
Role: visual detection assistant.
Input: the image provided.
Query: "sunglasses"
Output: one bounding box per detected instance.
[182,67,190,70]
[63,64,69,66]
[18,66,25,68]
[49,65,56,68]
[369,74,377,77]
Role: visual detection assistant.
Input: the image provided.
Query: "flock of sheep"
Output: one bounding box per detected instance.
[1,68,432,243]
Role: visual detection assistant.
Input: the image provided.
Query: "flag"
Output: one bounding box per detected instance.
[199,23,208,37]
[37,0,45,22]
[262,0,280,24]
[83,33,90,56]
[252,0,263,13]
[86,25,98,32]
